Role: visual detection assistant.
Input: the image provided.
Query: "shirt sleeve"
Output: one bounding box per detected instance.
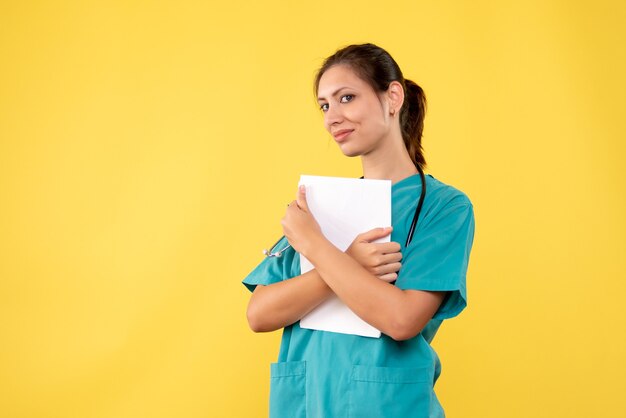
[242,236,298,292]
[395,196,475,320]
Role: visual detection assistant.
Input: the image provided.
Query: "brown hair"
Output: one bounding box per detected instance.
[314,43,427,170]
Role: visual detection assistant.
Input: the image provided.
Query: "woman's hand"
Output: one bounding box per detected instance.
[346,227,403,283]
[281,185,326,257]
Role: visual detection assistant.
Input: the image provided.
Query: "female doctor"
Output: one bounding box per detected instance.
[243,43,475,418]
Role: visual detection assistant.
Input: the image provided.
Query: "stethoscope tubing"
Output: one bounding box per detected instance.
[405,165,427,247]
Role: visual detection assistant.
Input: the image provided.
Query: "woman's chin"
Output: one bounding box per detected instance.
[341,151,362,158]
[338,145,362,158]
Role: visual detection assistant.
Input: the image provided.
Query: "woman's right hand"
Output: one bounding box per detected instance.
[345,227,403,283]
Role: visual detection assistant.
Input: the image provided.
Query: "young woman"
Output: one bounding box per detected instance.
[243,43,475,418]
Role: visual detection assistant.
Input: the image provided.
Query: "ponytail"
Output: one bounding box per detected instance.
[400,79,427,171]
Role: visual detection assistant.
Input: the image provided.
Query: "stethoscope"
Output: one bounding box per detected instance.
[263,166,427,258]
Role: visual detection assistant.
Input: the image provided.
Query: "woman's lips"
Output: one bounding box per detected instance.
[334,129,354,142]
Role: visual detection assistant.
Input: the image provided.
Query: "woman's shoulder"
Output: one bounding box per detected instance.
[425,174,473,209]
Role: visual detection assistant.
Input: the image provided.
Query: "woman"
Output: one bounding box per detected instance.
[243,43,475,418]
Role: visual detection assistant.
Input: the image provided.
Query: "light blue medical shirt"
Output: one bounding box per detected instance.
[243,173,475,418]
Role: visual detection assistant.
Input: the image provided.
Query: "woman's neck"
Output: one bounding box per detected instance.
[362,161,418,184]
[361,133,418,184]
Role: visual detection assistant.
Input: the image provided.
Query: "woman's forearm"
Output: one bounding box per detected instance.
[307,237,442,341]
[246,269,333,332]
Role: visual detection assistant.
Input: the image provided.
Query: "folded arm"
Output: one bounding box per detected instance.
[246,269,332,332]
[278,185,445,341]
[307,237,445,341]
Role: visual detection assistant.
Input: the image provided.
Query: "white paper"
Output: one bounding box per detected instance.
[298,175,391,338]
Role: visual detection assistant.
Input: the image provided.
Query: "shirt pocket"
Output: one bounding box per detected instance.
[269,361,307,418]
[348,365,433,418]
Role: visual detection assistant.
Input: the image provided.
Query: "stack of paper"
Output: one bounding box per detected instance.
[298,175,391,338]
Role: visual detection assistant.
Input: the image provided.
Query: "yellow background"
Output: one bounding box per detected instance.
[1,1,625,417]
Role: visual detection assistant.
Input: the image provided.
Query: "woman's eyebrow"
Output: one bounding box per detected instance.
[317,87,351,102]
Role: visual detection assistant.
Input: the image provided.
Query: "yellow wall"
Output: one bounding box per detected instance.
[1,1,625,417]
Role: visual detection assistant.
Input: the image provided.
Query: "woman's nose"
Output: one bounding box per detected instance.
[325,104,343,127]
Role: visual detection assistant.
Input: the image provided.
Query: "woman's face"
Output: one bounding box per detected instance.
[317,65,393,158]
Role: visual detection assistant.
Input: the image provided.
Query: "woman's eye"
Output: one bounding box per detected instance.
[319,95,353,111]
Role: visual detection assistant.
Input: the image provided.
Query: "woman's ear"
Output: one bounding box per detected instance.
[386,81,405,114]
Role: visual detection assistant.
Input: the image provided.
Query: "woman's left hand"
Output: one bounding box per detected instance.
[281,185,326,257]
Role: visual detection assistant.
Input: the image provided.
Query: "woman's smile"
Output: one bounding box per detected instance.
[333,129,354,142]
